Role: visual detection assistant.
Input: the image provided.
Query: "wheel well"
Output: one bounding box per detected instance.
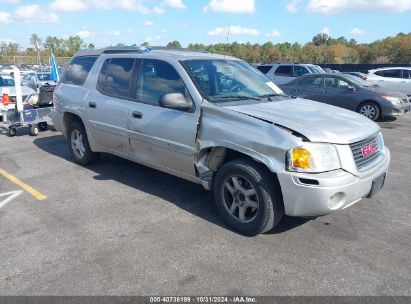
[63,112,83,135]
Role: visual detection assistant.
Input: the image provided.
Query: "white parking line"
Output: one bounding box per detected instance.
[0,190,23,209]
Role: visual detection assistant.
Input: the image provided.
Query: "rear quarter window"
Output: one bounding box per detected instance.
[257,66,272,74]
[60,56,98,85]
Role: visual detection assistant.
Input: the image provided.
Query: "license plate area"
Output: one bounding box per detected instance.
[367,173,386,198]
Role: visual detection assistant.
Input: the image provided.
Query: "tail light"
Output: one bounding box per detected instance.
[362,76,367,80]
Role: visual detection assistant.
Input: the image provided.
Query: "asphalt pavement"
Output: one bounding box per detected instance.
[0,115,410,296]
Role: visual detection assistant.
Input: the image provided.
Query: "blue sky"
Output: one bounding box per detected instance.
[0,0,410,48]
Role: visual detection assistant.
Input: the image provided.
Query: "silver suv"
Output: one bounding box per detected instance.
[257,63,325,85]
[51,47,390,235]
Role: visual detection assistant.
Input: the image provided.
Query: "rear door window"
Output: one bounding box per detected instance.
[402,70,411,79]
[60,56,98,85]
[301,76,322,87]
[275,65,293,77]
[97,58,136,100]
[382,69,402,78]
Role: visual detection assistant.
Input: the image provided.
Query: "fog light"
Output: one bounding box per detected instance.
[328,192,345,209]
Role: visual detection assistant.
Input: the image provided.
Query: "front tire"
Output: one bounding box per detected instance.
[68,122,100,165]
[358,102,380,121]
[29,124,39,136]
[213,159,284,236]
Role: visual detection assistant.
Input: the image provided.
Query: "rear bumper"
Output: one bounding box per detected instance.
[277,148,390,217]
[50,109,65,135]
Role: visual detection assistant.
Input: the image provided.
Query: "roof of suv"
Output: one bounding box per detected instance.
[73,46,234,61]
[369,67,411,72]
[257,63,321,66]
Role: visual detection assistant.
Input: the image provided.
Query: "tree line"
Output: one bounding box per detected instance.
[0,32,410,64]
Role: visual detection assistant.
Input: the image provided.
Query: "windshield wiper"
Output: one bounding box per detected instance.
[212,95,261,101]
[256,93,286,99]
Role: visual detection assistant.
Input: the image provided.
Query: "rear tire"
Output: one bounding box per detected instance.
[68,122,100,165]
[213,159,284,236]
[38,122,48,131]
[358,101,380,121]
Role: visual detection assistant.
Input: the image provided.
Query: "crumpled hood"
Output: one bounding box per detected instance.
[224,98,380,144]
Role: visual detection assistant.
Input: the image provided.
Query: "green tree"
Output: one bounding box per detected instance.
[167,40,182,48]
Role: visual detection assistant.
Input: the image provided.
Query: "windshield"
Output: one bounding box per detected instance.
[182,59,284,102]
[307,65,325,73]
[343,74,372,87]
[0,76,15,86]
[37,73,52,81]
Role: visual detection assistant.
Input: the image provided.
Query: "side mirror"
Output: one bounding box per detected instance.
[347,85,356,91]
[159,93,192,111]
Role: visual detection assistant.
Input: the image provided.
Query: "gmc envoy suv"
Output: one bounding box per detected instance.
[51,47,390,235]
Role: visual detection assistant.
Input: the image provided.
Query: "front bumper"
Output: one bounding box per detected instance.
[386,103,411,117]
[277,148,390,217]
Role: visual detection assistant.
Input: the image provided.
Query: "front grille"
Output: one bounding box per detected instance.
[350,134,382,171]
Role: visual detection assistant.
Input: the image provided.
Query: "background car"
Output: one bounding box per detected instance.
[365,67,411,96]
[280,73,411,121]
[0,74,35,110]
[256,63,325,85]
[22,71,57,92]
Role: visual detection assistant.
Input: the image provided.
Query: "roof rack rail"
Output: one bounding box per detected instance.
[148,46,210,53]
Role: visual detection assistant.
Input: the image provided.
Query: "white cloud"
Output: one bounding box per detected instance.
[204,0,255,14]
[307,0,411,14]
[265,29,281,37]
[76,30,96,39]
[50,0,87,12]
[153,0,186,14]
[76,30,121,39]
[144,20,154,26]
[286,0,302,13]
[162,0,186,9]
[15,4,59,23]
[208,25,259,37]
[350,27,364,35]
[0,11,12,23]
[321,26,330,35]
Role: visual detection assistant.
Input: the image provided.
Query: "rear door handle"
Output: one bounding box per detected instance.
[88,102,96,108]
[132,111,143,119]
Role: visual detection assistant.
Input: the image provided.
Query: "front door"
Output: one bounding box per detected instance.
[127,59,200,176]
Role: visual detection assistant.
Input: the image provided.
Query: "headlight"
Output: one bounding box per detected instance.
[286,143,341,173]
[376,132,385,155]
[383,96,402,105]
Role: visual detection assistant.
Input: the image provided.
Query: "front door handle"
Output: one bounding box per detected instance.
[132,111,143,119]
[89,102,96,108]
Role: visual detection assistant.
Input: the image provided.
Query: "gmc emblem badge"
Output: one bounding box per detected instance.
[361,143,377,157]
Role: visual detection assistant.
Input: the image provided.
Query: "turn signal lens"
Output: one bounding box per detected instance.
[291,148,312,169]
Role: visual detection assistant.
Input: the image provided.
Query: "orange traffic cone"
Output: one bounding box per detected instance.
[2,93,10,106]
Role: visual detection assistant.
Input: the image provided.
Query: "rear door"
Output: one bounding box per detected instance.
[400,69,411,95]
[84,57,137,155]
[376,69,402,91]
[273,65,293,84]
[126,59,200,175]
[292,75,323,100]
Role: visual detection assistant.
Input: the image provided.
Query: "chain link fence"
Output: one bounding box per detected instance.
[0,55,71,66]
